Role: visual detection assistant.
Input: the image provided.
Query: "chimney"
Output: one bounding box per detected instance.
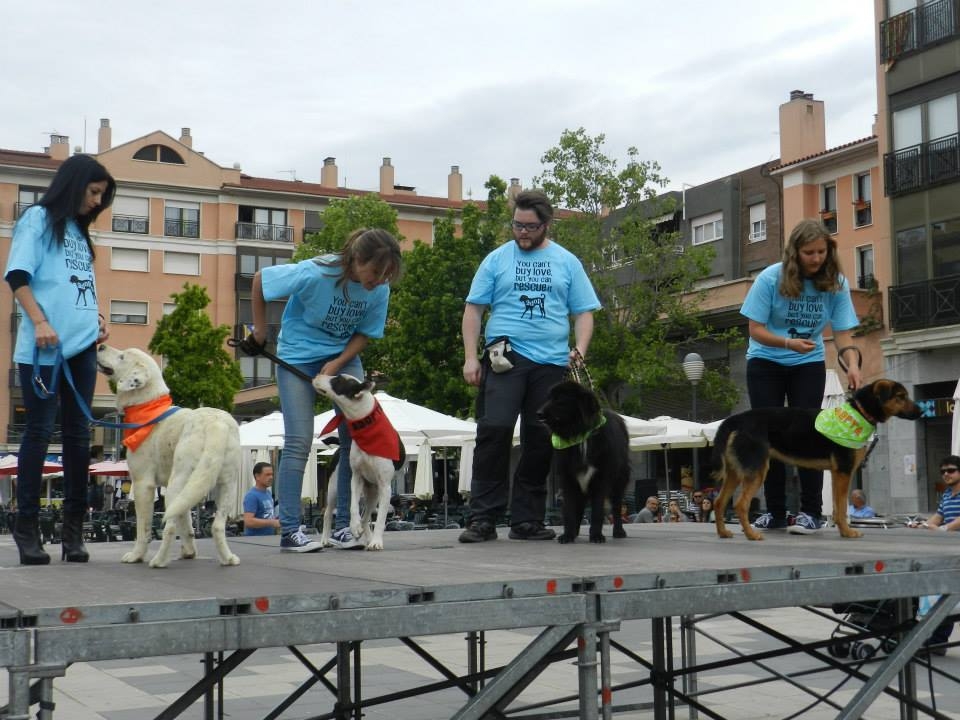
[321,157,338,188]
[447,165,463,202]
[48,134,70,161]
[179,127,192,148]
[508,177,522,201]
[778,90,826,165]
[98,118,112,153]
[379,157,395,195]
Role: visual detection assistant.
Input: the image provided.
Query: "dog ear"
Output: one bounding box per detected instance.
[362,378,376,394]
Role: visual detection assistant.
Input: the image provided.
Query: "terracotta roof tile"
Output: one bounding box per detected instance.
[769,136,877,172]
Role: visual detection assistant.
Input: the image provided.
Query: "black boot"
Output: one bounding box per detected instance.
[13,514,51,566]
[60,512,90,563]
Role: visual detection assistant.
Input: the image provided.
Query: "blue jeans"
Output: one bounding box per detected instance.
[746,358,826,518]
[275,356,362,535]
[17,343,97,518]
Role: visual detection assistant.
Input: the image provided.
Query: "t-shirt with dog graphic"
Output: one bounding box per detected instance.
[740,263,858,366]
[243,486,278,536]
[260,256,390,365]
[5,206,100,364]
[466,241,600,366]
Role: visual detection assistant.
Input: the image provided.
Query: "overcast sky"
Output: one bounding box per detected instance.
[3,1,878,200]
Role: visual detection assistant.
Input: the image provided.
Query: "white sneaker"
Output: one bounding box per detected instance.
[280,525,323,553]
[329,527,363,549]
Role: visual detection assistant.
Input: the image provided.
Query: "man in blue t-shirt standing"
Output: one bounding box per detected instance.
[459,190,601,543]
[243,462,280,536]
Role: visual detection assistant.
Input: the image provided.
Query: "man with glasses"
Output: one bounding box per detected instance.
[917,455,960,531]
[459,190,601,543]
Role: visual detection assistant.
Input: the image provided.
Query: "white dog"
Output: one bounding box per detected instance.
[313,374,405,550]
[97,345,240,568]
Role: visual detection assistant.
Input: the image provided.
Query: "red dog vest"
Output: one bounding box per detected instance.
[320,400,402,462]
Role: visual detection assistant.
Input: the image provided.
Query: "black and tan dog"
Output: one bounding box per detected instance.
[538,381,630,544]
[711,379,922,541]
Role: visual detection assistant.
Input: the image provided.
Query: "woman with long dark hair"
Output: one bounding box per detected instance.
[5,154,115,564]
[741,219,862,536]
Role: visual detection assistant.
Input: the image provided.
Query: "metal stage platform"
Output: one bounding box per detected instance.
[1,523,958,719]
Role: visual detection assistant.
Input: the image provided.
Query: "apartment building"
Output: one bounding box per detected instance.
[874,0,960,513]
[0,120,471,453]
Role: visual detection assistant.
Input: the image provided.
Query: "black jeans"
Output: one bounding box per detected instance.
[17,343,97,518]
[746,358,826,519]
[468,354,566,526]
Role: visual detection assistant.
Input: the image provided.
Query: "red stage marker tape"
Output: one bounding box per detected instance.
[740,569,751,583]
[60,607,83,624]
[613,576,624,589]
[255,597,270,612]
[602,687,612,704]
[546,579,557,594]
[875,561,885,572]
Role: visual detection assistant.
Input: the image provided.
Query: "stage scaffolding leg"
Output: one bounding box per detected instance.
[334,641,352,720]
[680,614,698,720]
[651,617,669,720]
[5,663,64,720]
[577,623,599,720]
[465,631,485,692]
[597,622,618,720]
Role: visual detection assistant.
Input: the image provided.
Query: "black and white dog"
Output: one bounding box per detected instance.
[538,381,630,544]
[313,374,406,550]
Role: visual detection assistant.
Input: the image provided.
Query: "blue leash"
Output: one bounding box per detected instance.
[32,346,180,430]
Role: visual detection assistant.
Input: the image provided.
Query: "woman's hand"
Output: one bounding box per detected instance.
[463,356,482,387]
[786,338,816,353]
[97,314,110,344]
[34,319,58,349]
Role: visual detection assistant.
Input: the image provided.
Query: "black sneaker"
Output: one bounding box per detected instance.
[508,522,556,540]
[459,520,497,543]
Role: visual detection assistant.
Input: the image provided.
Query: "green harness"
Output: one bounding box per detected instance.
[551,414,607,450]
[814,401,875,449]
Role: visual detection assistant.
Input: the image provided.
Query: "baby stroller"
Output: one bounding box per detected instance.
[828,599,905,660]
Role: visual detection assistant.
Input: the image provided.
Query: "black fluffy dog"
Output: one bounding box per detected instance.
[538,381,631,544]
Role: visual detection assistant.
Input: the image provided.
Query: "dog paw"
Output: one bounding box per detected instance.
[557,534,576,544]
[121,551,145,563]
[180,550,196,560]
[221,554,240,566]
[365,542,384,551]
[717,529,734,539]
[744,530,765,541]
[589,534,606,544]
[838,528,863,539]
[148,556,169,568]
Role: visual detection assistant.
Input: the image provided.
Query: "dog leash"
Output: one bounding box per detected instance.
[227,335,315,383]
[33,346,180,431]
[568,348,595,392]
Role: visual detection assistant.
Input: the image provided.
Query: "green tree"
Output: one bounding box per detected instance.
[294,194,401,261]
[148,283,244,411]
[370,177,512,416]
[535,128,740,414]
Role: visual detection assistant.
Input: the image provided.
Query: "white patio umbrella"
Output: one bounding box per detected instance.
[821,369,847,516]
[413,441,434,500]
[629,417,711,501]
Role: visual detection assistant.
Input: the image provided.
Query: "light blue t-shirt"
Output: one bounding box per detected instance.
[261,256,390,365]
[5,206,100,364]
[741,263,859,365]
[466,240,601,366]
[243,486,277,536]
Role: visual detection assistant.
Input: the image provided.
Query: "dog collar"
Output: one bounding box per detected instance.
[122,395,179,452]
[814,402,875,449]
[551,414,607,450]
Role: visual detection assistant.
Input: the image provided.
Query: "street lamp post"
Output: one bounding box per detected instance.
[682,352,705,486]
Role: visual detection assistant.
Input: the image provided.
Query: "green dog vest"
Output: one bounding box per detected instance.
[551,414,607,450]
[814,402,875,449]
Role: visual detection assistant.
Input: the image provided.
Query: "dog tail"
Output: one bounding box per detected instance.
[163,419,239,522]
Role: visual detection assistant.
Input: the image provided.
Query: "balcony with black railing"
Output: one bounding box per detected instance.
[884,132,960,196]
[235,222,293,243]
[164,219,200,238]
[881,0,958,62]
[890,274,960,331]
[112,214,149,234]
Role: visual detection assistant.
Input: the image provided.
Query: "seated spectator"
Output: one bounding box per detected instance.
[699,497,715,522]
[634,496,661,523]
[666,499,687,523]
[848,489,876,519]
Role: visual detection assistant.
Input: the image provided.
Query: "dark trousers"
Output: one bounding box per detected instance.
[746,358,826,519]
[17,344,97,517]
[469,354,566,526]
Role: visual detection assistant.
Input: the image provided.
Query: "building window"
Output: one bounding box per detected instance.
[164,203,200,238]
[820,184,838,234]
[163,303,176,315]
[237,206,292,242]
[110,300,148,324]
[856,246,875,289]
[896,226,927,284]
[854,172,872,227]
[111,247,149,272]
[887,92,960,195]
[933,217,960,277]
[691,211,723,245]
[16,186,44,219]
[112,195,149,234]
[163,251,200,275]
[748,203,766,242]
[133,144,185,164]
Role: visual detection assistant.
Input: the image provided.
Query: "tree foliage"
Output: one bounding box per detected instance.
[367,177,512,416]
[148,283,244,411]
[294,194,402,261]
[535,128,740,414]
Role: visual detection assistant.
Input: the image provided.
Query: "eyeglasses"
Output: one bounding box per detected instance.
[941,467,959,474]
[512,221,545,232]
